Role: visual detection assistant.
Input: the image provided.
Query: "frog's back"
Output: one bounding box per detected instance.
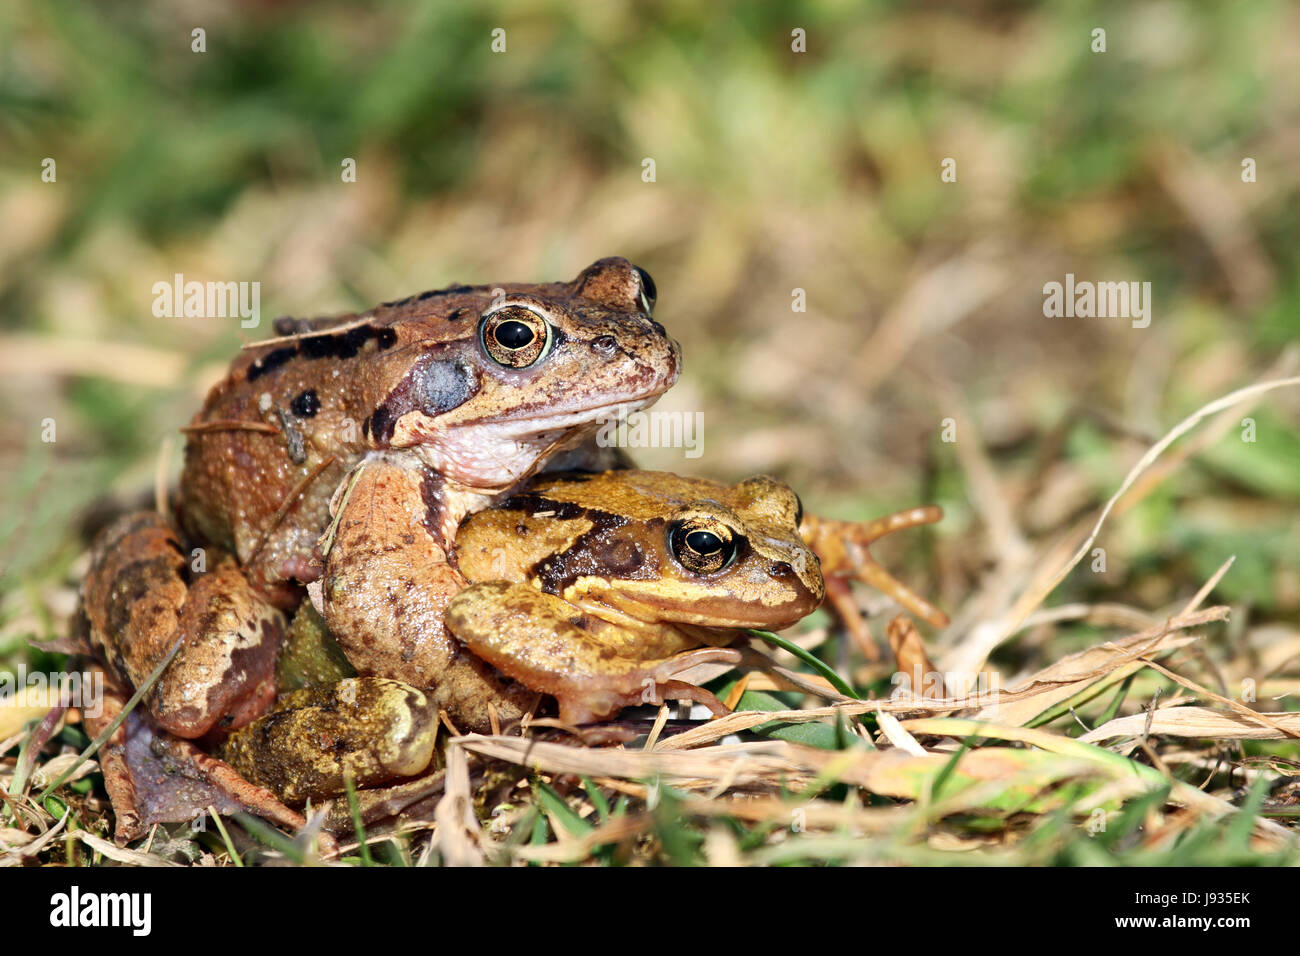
[178,288,488,600]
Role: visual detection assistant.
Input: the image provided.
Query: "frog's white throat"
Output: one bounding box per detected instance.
[410,398,657,491]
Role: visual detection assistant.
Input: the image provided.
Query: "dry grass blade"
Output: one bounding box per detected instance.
[967,607,1227,725]
[433,740,483,867]
[1080,706,1300,743]
[0,808,68,867]
[461,735,825,788]
[650,607,1227,752]
[1137,657,1300,740]
[944,375,1300,678]
[72,829,182,867]
[876,711,928,756]
[897,717,1291,844]
[510,813,653,863]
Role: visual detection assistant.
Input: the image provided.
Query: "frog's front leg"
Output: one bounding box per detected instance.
[318,456,539,732]
[446,582,740,725]
[81,512,285,738]
[800,507,949,658]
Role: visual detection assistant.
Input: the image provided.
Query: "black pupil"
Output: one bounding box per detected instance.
[635,266,656,304]
[495,319,535,349]
[685,530,722,555]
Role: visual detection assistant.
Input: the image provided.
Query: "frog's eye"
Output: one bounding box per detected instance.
[668,519,737,574]
[480,305,553,369]
[633,266,656,315]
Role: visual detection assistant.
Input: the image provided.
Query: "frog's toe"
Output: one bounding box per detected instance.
[802,509,950,629]
[84,669,324,848]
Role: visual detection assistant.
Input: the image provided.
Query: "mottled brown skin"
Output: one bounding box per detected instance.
[315,455,541,731]
[447,470,826,724]
[80,664,323,846]
[217,677,440,805]
[77,257,948,832]
[81,257,679,741]
[80,512,283,738]
[555,440,950,639]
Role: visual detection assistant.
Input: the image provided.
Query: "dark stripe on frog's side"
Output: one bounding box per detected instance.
[362,406,394,445]
[247,324,398,382]
[272,313,369,337]
[419,471,454,559]
[247,346,297,381]
[274,285,476,336]
[497,493,590,522]
[405,283,474,305]
[507,494,662,594]
[299,325,397,359]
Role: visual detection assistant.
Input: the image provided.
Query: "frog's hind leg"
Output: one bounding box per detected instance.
[446,582,740,726]
[801,507,949,631]
[82,666,328,849]
[81,511,285,739]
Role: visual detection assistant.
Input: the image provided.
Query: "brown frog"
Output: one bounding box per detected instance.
[215,469,825,804]
[77,258,943,839]
[80,257,678,744]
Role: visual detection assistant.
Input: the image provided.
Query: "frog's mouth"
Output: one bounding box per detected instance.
[594,582,824,633]
[411,395,664,490]
[488,396,660,439]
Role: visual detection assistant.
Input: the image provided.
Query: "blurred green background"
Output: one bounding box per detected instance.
[2,0,1298,668]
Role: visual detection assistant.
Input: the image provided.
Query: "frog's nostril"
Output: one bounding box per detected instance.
[769,561,794,580]
[592,335,617,356]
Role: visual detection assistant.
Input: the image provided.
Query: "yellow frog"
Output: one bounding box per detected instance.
[449,468,826,725]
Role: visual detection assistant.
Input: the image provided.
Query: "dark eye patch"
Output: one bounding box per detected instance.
[416,359,476,415]
[594,532,644,575]
[364,356,480,445]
